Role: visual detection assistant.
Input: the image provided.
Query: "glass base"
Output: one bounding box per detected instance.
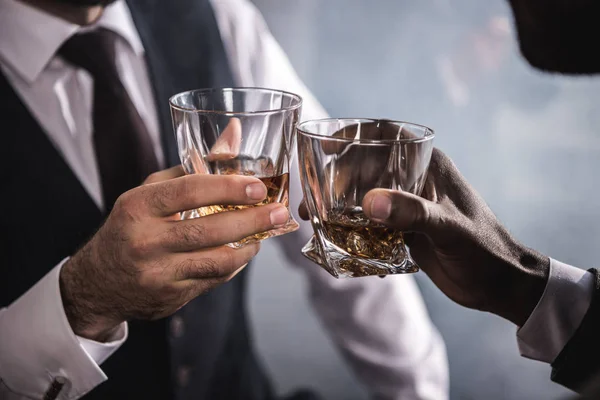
[227,218,299,248]
[302,235,418,278]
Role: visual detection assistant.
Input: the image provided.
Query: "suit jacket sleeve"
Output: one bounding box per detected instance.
[551,269,600,391]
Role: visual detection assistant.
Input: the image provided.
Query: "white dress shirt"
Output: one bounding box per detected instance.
[0,1,449,399]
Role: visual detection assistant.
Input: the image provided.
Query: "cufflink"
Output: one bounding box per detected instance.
[43,376,67,400]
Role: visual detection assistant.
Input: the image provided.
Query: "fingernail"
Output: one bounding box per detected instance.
[246,182,267,200]
[270,206,289,227]
[370,195,392,220]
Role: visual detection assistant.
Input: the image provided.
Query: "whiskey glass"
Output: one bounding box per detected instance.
[297,118,434,278]
[170,88,302,248]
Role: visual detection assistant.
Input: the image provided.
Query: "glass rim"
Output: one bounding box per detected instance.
[297,118,435,144]
[169,87,303,115]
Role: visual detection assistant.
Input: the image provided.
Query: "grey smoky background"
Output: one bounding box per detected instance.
[247,0,600,398]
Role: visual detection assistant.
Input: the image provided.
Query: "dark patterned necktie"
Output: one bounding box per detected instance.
[58,28,159,210]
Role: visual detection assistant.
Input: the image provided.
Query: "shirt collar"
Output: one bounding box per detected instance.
[0,0,144,84]
[96,1,144,57]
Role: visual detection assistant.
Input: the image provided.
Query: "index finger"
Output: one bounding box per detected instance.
[141,174,268,217]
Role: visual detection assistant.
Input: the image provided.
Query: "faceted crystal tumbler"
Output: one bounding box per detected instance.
[297,118,434,277]
[170,88,302,248]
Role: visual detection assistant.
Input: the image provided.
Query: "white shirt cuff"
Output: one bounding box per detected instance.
[77,324,127,366]
[0,258,127,399]
[517,258,594,364]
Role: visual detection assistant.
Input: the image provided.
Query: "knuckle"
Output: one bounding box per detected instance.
[232,245,258,268]
[178,175,221,209]
[129,237,153,258]
[412,198,431,228]
[181,175,211,202]
[431,148,458,176]
[233,217,250,235]
[223,249,238,270]
[176,222,209,245]
[144,171,161,184]
[114,190,133,212]
[137,270,161,290]
[122,207,140,225]
[139,270,179,297]
[159,281,181,298]
[198,257,221,278]
[115,189,145,222]
[148,184,171,212]
[178,176,195,199]
[220,176,241,198]
[431,147,444,163]
[174,257,197,279]
[257,206,274,228]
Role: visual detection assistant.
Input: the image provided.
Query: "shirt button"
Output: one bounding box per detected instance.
[170,316,185,338]
[177,366,191,387]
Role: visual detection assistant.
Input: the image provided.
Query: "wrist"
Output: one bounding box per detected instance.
[60,252,122,342]
[491,245,550,327]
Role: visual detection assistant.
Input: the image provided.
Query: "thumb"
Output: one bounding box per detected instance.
[363,189,442,237]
